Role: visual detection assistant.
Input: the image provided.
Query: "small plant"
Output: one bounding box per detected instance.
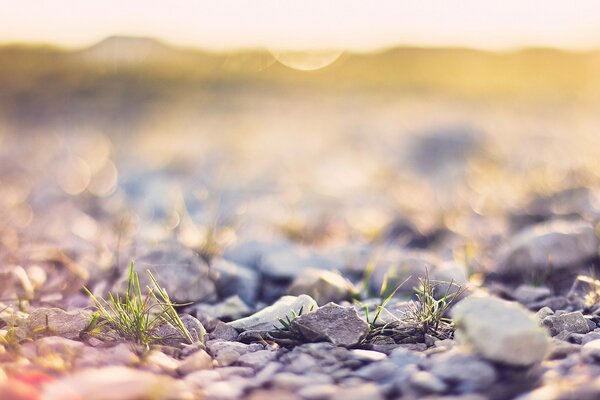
[83,261,197,347]
[404,269,465,339]
[363,268,465,344]
[273,305,314,333]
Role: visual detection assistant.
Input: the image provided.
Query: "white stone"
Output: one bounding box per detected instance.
[228,295,317,331]
[451,296,549,366]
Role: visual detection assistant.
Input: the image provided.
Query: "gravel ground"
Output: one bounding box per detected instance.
[1,89,600,400]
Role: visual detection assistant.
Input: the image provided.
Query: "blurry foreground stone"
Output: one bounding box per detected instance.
[451,296,549,365]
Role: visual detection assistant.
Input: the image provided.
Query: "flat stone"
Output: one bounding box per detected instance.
[228,295,317,332]
[451,296,549,366]
[287,268,354,306]
[24,307,90,340]
[291,303,369,348]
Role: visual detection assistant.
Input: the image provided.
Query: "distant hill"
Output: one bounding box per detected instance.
[78,36,181,64]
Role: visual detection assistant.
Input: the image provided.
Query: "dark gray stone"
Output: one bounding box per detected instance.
[291,303,369,348]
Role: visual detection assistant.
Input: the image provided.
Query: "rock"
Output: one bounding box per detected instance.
[535,307,554,320]
[494,220,598,277]
[116,244,216,303]
[228,295,318,332]
[141,350,180,374]
[513,285,552,304]
[209,321,239,341]
[451,296,549,365]
[509,186,599,232]
[350,349,387,362]
[582,331,600,345]
[272,372,332,390]
[298,384,338,400]
[287,268,354,306]
[193,295,252,321]
[177,349,213,375]
[354,361,400,382]
[210,258,260,305]
[331,383,384,400]
[429,350,497,393]
[542,311,590,336]
[582,340,600,361]
[409,370,448,393]
[258,244,335,280]
[237,349,278,369]
[154,314,206,346]
[75,343,140,368]
[291,303,369,348]
[23,307,90,340]
[207,341,263,367]
[42,366,190,400]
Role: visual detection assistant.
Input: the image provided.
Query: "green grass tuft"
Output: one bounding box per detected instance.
[83,261,198,347]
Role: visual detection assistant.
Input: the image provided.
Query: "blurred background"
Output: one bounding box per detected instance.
[1,1,600,277]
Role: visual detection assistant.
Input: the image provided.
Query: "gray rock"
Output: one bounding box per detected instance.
[209,321,239,341]
[193,295,252,320]
[429,350,497,392]
[207,341,262,367]
[409,370,448,394]
[210,258,260,305]
[354,361,399,382]
[287,268,354,306]
[117,244,216,303]
[228,295,317,331]
[23,307,90,340]
[451,296,549,366]
[155,313,206,346]
[237,349,278,369]
[291,303,369,348]
[536,306,554,320]
[542,311,590,336]
[258,244,335,279]
[513,285,552,304]
[494,219,598,277]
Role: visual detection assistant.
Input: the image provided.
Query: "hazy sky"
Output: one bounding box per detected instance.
[2,1,600,51]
